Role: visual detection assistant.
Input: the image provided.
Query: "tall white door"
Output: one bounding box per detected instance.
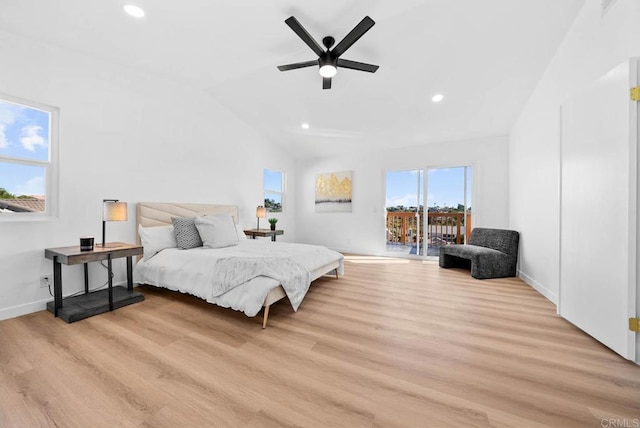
[560,59,638,361]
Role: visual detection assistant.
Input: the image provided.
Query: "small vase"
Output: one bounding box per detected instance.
[270,224,276,231]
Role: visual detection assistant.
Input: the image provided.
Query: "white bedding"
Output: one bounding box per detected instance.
[133,240,344,317]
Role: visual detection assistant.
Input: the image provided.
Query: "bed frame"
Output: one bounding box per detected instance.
[136,202,340,328]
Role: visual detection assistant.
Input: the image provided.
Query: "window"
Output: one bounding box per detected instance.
[0,94,58,218]
[263,168,284,213]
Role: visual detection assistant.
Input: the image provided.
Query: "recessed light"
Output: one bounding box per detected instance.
[301,123,310,129]
[432,94,444,103]
[124,4,145,18]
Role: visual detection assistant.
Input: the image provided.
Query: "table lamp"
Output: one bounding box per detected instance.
[256,205,267,230]
[101,199,128,248]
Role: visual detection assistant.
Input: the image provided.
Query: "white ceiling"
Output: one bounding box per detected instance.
[0,0,585,158]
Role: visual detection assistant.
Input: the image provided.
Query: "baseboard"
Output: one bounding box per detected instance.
[0,298,51,321]
[332,248,385,257]
[0,281,129,322]
[518,270,558,306]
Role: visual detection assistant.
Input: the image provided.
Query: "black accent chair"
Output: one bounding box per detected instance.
[439,228,519,279]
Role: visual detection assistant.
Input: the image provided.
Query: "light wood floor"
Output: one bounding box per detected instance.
[1,256,639,427]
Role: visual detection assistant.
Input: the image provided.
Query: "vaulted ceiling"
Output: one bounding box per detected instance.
[0,0,585,158]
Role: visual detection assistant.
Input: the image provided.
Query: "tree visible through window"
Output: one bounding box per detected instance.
[264,169,284,213]
[0,95,57,216]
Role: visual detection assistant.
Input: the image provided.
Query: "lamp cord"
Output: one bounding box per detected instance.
[47,261,115,298]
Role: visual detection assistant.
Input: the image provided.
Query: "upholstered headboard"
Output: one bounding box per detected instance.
[136,202,239,244]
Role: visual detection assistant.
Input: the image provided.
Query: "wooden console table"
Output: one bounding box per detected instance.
[243,229,284,242]
[44,242,143,323]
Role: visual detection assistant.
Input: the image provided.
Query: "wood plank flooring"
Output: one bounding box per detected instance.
[1,255,639,427]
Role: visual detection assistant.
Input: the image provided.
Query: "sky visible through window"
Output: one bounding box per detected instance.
[264,168,283,212]
[386,167,471,209]
[0,99,50,196]
[264,169,282,192]
[386,170,424,208]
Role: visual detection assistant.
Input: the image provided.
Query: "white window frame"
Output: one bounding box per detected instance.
[263,168,285,213]
[0,93,59,221]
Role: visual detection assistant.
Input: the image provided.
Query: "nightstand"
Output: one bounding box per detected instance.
[44,242,144,323]
[243,229,284,242]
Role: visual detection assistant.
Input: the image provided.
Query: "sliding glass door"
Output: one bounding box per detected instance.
[385,166,472,259]
[426,166,472,257]
[385,170,424,256]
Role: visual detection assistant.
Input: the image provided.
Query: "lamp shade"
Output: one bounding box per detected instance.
[256,205,267,219]
[103,201,128,222]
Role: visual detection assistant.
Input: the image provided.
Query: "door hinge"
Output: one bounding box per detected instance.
[630,318,640,333]
[631,87,640,101]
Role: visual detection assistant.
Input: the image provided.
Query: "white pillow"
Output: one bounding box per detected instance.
[235,224,247,241]
[194,214,239,248]
[138,224,177,260]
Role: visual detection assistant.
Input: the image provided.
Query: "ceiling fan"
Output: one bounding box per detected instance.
[277,16,379,89]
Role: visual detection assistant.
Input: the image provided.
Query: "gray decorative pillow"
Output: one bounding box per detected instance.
[171,217,203,249]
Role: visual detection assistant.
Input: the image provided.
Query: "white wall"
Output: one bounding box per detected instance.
[0,31,296,320]
[509,0,640,304]
[295,136,509,254]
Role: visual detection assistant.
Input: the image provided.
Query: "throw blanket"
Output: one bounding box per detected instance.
[211,257,311,310]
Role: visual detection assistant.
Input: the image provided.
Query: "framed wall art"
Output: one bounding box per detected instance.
[315,171,352,213]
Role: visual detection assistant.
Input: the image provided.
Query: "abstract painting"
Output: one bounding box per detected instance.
[315,171,352,213]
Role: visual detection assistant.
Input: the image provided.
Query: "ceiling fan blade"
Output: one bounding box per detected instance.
[337,58,379,73]
[285,16,325,57]
[331,16,375,58]
[323,77,332,90]
[277,60,318,72]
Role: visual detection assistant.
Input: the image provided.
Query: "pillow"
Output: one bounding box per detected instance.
[171,217,203,249]
[235,224,247,241]
[138,225,177,260]
[194,213,239,248]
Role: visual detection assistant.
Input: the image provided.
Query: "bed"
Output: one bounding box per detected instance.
[133,202,343,328]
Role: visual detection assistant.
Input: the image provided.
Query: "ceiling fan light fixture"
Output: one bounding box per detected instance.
[123,4,145,18]
[319,65,337,78]
[277,16,378,89]
[432,94,444,103]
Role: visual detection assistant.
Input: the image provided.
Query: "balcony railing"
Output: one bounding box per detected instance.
[385,211,472,249]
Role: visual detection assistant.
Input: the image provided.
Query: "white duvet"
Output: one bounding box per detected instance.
[133,240,344,317]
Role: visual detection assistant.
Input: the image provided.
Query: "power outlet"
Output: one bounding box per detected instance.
[40,274,51,288]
